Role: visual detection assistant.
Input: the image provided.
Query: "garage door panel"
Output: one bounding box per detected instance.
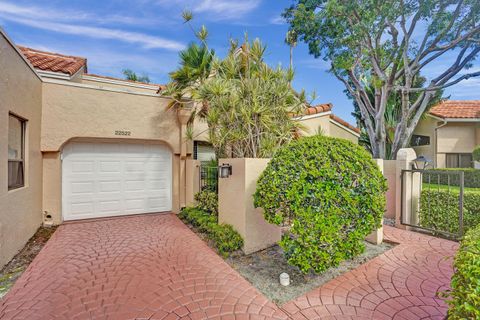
[98,180,122,193]
[70,202,95,215]
[63,142,172,221]
[99,162,122,174]
[70,181,95,194]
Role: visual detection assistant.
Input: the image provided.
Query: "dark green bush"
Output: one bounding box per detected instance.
[194,190,218,215]
[423,169,480,188]
[254,135,387,273]
[473,146,480,162]
[447,224,480,319]
[419,189,480,236]
[179,207,243,256]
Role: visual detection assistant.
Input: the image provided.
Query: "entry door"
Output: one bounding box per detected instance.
[62,141,172,221]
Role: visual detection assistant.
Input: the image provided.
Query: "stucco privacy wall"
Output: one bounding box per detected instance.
[0,31,43,267]
[41,81,189,222]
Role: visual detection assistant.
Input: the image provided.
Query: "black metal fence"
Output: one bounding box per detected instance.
[200,165,218,193]
[400,169,480,239]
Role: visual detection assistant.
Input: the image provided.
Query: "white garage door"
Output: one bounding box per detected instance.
[62,141,172,221]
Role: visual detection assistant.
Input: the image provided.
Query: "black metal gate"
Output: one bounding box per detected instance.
[199,165,218,193]
[401,169,466,239]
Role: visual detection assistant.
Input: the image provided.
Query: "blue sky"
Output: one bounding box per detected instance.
[1,0,479,124]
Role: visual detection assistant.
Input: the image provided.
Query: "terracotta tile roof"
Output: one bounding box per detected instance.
[305,103,332,115]
[85,73,166,90]
[329,114,361,134]
[18,46,87,76]
[429,100,480,119]
[302,103,360,134]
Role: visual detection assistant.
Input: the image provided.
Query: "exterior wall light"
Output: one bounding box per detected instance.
[219,163,232,178]
[413,156,431,170]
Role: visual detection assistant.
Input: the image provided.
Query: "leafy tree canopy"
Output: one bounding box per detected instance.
[285,0,480,159]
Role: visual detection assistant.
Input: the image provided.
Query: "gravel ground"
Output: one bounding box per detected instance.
[0,226,57,299]
[226,241,394,304]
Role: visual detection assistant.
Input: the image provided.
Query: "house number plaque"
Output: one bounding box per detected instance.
[115,130,131,136]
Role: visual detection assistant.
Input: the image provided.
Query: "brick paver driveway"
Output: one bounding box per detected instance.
[1,213,458,320]
[0,214,286,320]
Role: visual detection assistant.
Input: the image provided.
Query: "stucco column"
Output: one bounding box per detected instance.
[395,148,418,229]
[218,158,281,254]
[185,159,200,207]
[42,152,62,225]
[177,106,193,210]
[366,159,384,245]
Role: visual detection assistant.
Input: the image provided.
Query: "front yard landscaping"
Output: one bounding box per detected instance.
[226,240,393,304]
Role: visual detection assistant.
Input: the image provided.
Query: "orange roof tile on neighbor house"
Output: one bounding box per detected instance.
[18,46,87,76]
[330,114,360,134]
[305,103,332,115]
[429,100,480,119]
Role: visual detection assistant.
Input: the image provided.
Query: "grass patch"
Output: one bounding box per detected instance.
[422,183,480,194]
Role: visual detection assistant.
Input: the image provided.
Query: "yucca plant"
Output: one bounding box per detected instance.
[163,12,306,158]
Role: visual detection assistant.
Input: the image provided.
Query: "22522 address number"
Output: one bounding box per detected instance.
[115,130,131,136]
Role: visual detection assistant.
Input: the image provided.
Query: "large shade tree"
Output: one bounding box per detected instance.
[285,0,480,159]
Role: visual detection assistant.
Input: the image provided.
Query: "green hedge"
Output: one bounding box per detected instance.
[254,135,387,274]
[473,146,480,162]
[447,224,480,319]
[422,168,480,188]
[194,190,218,215]
[419,189,480,235]
[179,207,243,256]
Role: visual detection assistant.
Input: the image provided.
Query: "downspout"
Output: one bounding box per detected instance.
[434,119,448,168]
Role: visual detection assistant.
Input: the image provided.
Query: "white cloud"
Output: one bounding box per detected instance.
[0,14,185,51]
[0,2,158,26]
[156,0,261,20]
[270,15,285,25]
[298,58,331,71]
[196,0,260,18]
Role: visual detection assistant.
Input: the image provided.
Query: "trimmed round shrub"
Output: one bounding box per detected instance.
[447,224,480,319]
[473,145,480,162]
[254,135,387,273]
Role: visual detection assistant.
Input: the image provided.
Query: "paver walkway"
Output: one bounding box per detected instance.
[0,214,458,320]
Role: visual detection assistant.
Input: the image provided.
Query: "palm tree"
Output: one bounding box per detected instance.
[122,69,150,83]
[285,30,297,70]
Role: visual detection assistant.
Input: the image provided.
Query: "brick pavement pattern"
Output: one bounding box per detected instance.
[281,226,459,320]
[0,214,458,320]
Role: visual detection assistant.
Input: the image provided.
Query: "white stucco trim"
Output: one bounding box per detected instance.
[293,111,331,121]
[42,77,172,99]
[0,27,43,81]
[83,74,160,90]
[329,118,361,137]
[37,70,72,80]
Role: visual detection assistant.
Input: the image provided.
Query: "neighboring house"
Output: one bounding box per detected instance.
[192,104,360,163]
[0,28,359,267]
[412,100,480,168]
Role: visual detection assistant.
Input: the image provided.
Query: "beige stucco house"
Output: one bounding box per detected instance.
[412,100,480,168]
[0,27,359,267]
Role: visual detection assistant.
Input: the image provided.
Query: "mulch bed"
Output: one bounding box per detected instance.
[182,218,394,305]
[0,226,57,299]
[226,241,393,304]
